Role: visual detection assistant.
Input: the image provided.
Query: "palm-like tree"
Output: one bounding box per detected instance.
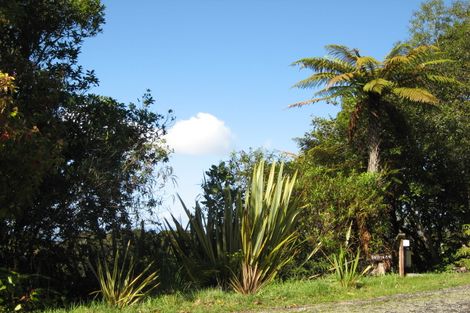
[291,44,457,173]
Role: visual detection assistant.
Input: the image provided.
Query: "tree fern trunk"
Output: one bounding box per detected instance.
[361,105,381,258]
[357,218,371,258]
[367,111,381,173]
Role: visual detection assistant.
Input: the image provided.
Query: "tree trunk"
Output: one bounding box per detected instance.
[361,106,381,258]
[357,217,371,258]
[367,111,381,173]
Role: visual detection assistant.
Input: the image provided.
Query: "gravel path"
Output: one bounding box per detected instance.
[259,284,470,313]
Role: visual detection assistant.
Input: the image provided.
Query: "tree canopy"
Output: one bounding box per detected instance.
[0,0,174,299]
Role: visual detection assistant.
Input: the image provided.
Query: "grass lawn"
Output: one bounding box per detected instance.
[45,272,470,313]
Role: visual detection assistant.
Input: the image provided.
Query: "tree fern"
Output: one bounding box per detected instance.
[291,43,458,256]
[291,43,457,173]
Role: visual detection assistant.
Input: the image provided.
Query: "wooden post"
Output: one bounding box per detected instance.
[399,239,405,277]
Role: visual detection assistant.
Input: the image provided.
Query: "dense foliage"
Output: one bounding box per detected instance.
[290,0,469,272]
[0,0,173,307]
[394,0,470,270]
[167,161,301,294]
[167,195,242,288]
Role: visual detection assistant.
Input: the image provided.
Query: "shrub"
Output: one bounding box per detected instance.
[0,268,55,312]
[329,224,371,288]
[89,242,159,308]
[168,161,302,294]
[166,192,242,288]
[231,161,301,294]
[451,224,470,270]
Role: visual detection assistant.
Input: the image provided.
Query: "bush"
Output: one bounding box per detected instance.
[0,268,58,312]
[168,161,303,294]
[329,225,371,288]
[451,224,470,271]
[166,192,242,288]
[231,161,302,294]
[89,242,159,308]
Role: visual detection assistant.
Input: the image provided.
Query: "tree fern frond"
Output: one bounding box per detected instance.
[385,42,412,59]
[383,55,411,70]
[363,78,395,94]
[425,74,462,85]
[392,87,439,104]
[325,44,359,65]
[383,45,446,74]
[355,56,380,71]
[314,85,354,98]
[406,45,439,65]
[292,57,354,74]
[288,96,335,108]
[326,72,355,88]
[291,44,455,118]
[419,59,454,68]
[409,45,438,55]
[292,72,337,89]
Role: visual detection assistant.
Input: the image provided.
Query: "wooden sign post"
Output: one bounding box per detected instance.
[399,239,405,277]
[396,232,408,277]
[370,254,392,275]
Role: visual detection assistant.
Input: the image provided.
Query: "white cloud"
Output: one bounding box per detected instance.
[165,112,234,156]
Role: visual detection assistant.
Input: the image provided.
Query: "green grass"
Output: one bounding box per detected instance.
[45,272,470,313]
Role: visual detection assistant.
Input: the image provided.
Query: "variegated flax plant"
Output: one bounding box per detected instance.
[166,192,242,288]
[330,223,372,288]
[231,161,300,294]
[90,241,159,308]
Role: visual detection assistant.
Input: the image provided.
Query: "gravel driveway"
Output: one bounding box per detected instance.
[259,284,470,313]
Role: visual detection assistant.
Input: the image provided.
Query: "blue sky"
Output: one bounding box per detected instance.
[78,0,430,221]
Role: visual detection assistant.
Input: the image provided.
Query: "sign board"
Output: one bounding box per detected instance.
[403,239,410,247]
[370,254,392,262]
[405,250,412,267]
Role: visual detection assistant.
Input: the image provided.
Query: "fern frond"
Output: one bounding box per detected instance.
[288,96,334,108]
[409,45,438,55]
[425,74,462,85]
[325,44,359,65]
[326,72,355,88]
[419,59,454,68]
[291,44,456,113]
[392,87,439,104]
[406,45,439,65]
[363,78,395,94]
[385,43,412,59]
[292,57,354,74]
[292,72,337,89]
[456,246,470,258]
[315,85,353,98]
[383,55,411,70]
[355,56,380,70]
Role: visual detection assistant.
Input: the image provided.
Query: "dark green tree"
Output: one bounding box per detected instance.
[200,148,288,214]
[383,0,470,269]
[0,0,105,218]
[0,0,174,299]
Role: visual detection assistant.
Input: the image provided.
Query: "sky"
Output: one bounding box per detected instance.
[78,0,431,221]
